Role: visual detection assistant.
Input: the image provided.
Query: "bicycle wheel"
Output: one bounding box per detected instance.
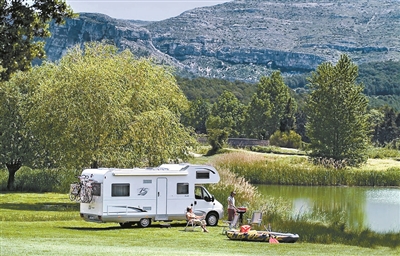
[69,183,80,201]
[86,189,93,203]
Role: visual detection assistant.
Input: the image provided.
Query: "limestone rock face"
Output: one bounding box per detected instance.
[43,0,400,82]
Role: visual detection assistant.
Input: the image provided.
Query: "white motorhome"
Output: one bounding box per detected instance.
[77,163,224,228]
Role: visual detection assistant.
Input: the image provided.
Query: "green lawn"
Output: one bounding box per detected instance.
[1,193,399,255]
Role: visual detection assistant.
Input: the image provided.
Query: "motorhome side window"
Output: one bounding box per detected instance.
[111,183,130,197]
[196,171,210,179]
[91,183,101,196]
[177,183,189,195]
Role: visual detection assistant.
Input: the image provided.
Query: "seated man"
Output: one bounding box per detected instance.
[186,206,209,233]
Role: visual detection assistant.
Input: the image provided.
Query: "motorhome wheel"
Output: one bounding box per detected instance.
[206,212,219,226]
[138,218,151,228]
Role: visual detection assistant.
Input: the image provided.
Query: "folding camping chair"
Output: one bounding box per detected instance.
[247,211,263,228]
[221,213,240,234]
[184,209,204,232]
[185,217,202,231]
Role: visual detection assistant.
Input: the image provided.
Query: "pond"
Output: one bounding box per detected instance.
[255,185,400,233]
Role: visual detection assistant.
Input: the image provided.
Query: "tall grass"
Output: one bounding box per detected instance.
[367,146,400,159]
[210,152,400,186]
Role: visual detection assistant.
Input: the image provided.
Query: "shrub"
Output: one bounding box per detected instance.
[0,167,80,193]
[269,130,302,149]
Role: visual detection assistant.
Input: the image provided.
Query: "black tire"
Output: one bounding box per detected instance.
[138,218,151,228]
[119,222,133,228]
[206,212,219,226]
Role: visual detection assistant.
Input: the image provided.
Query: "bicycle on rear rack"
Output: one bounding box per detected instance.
[69,174,93,203]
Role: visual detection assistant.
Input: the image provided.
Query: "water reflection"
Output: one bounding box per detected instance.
[256,185,400,233]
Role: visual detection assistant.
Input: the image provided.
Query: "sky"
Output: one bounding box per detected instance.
[65,0,232,21]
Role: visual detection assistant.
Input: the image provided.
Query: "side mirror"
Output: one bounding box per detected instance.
[211,195,215,202]
[204,196,210,202]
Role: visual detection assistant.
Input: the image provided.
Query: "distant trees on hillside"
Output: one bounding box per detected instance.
[370,106,400,148]
[176,76,256,104]
[358,60,400,96]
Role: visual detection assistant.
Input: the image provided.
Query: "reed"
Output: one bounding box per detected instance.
[210,152,400,186]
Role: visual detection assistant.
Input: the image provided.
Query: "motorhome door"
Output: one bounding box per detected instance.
[156,178,167,219]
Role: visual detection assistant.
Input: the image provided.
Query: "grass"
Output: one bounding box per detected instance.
[1,149,399,254]
[1,193,399,255]
[3,221,399,255]
[363,158,400,171]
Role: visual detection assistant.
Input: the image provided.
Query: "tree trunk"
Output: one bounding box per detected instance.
[6,160,22,190]
[91,160,98,169]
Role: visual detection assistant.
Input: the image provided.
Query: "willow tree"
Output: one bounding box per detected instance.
[306,54,369,167]
[22,42,196,169]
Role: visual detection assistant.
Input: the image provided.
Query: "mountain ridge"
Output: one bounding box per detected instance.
[43,0,400,82]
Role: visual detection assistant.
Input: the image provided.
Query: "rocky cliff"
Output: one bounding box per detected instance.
[44,0,400,82]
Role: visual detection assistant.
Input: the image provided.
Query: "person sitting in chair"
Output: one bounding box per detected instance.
[186,206,209,233]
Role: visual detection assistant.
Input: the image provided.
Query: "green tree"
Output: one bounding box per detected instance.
[205,91,246,153]
[0,77,29,189]
[205,116,229,153]
[181,98,211,134]
[245,71,296,139]
[306,54,369,167]
[20,42,196,169]
[210,90,246,137]
[371,106,400,147]
[0,69,53,189]
[0,0,74,81]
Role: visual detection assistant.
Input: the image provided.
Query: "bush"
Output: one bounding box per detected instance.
[269,130,302,149]
[0,167,81,193]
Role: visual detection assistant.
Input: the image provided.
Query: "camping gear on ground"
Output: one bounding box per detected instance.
[225,229,299,243]
[225,224,299,243]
